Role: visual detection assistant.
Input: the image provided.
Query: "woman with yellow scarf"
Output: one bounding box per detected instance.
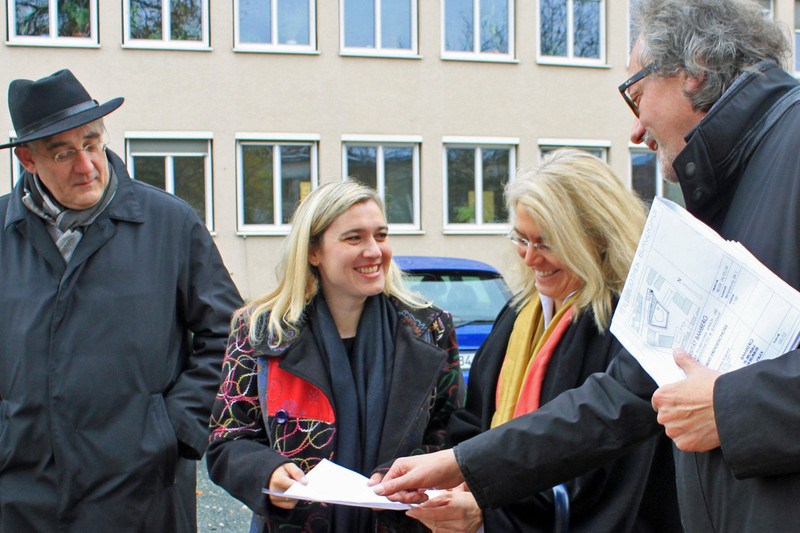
[407,148,681,533]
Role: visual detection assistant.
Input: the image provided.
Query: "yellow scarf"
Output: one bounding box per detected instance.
[491,293,574,428]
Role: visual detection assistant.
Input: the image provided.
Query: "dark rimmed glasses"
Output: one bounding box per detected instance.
[618,62,659,117]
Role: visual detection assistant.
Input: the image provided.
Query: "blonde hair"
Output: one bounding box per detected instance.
[243,180,427,347]
[505,148,647,331]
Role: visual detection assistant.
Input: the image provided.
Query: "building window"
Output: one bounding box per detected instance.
[443,0,514,60]
[127,137,214,229]
[237,138,318,233]
[630,149,683,207]
[124,0,209,49]
[758,0,772,18]
[539,0,605,64]
[341,0,417,56]
[539,141,607,161]
[235,0,316,52]
[7,0,98,45]
[343,139,420,229]
[796,0,800,72]
[443,139,516,231]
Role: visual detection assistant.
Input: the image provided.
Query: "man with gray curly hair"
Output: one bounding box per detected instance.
[374,1,800,531]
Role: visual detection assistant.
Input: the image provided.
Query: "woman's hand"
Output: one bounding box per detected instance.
[406,485,483,533]
[268,462,308,510]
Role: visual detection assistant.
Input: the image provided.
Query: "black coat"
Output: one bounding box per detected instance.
[448,304,679,532]
[207,298,465,532]
[455,63,800,532]
[0,151,243,532]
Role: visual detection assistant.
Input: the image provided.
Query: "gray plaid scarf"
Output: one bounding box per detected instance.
[22,165,118,262]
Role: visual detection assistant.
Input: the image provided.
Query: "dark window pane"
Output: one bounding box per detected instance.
[279,146,311,224]
[58,0,91,37]
[384,147,414,224]
[173,155,206,221]
[480,0,507,53]
[131,0,162,39]
[382,0,411,49]
[171,0,201,40]
[243,145,274,224]
[239,0,270,43]
[631,152,656,205]
[447,148,476,223]
[278,0,309,45]
[662,179,685,207]
[574,0,600,58]
[346,146,378,189]
[445,0,473,52]
[16,0,49,36]
[540,0,567,56]
[133,155,166,189]
[482,148,509,223]
[345,0,375,48]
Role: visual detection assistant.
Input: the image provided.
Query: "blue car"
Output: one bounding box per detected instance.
[394,256,512,383]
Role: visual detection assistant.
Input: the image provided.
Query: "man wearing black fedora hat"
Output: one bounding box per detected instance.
[0,70,242,532]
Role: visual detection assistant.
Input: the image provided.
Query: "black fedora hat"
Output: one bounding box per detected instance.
[0,69,123,149]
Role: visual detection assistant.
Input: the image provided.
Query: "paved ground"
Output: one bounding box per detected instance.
[196,457,253,532]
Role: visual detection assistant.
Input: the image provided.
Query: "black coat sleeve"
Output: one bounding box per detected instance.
[456,349,662,510]
[166,210,243,459]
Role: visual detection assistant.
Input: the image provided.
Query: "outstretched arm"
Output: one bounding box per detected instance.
[371,449,463,503]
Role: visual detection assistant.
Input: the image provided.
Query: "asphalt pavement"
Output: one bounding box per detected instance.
[196,457,253,532]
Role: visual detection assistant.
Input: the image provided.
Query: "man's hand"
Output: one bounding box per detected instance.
[406,484,483,533]
[652,348,722,452]
[369,449,464,503]
[267,462,308,509]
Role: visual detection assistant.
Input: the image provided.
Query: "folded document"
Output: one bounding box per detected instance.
[611,198,800,386]
[263,459,439,510]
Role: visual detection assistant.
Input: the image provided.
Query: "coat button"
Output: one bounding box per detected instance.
[692,188,705,202]
[685,162,696,177]
[275,409,289,424]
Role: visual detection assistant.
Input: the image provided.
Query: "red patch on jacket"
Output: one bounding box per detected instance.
[267,359,335,423]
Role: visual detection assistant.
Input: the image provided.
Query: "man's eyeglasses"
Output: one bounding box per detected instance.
[618,62,659,117]
[51,140,106,164]
[507,230,554,253]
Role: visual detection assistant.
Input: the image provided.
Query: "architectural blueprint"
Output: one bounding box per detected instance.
[611,198,800,386]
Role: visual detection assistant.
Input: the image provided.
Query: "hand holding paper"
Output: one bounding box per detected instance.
[264,459,439,511]
[652,349,722,452]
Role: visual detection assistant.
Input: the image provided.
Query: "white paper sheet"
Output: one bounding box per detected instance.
[263,459,439,511]
[611,198,800,386]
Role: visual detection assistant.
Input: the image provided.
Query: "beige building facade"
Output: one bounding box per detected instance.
[2,0,797,299]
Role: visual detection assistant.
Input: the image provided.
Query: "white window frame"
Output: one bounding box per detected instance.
[235,133,319,235]
[441,0,516,63]
[8,133,22,190]
[125,132,215,231]
[629,146,684,206]
[123,0,210,50]
[442,136,517,234]
[537,0,606,67]
[341,135,422,232]
[233,0,317,54]
[795,0,800,74]
[340,0,419,58]
[6,0,99,47]
[538,138,610,161]
[758,0,773,18]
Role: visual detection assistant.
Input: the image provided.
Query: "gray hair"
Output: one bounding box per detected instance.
[632,0,790,111]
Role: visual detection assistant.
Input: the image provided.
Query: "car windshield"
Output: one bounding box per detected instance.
[405,272,511,327]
